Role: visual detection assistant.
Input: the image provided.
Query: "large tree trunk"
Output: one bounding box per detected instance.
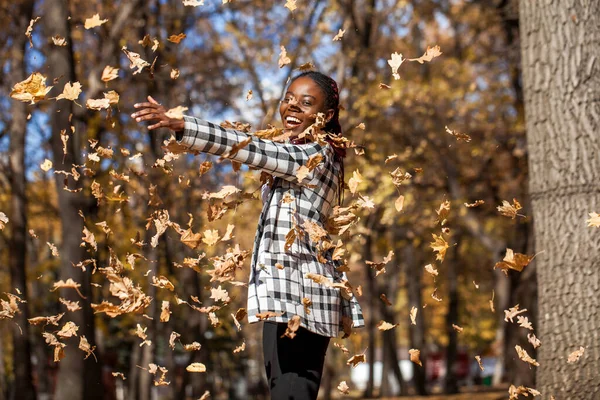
[443,238,459,394]
[44,1,103,399]
[520,1,600,398]
[7,2,37,400]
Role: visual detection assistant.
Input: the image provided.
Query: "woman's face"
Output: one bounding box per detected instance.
[279,76,333,137]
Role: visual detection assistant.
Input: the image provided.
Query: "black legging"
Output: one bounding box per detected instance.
[262,321,331,400]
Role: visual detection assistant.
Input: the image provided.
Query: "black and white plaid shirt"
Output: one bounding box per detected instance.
[178,116,364,337]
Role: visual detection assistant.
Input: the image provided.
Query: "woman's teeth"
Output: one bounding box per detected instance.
[286,116,301,126]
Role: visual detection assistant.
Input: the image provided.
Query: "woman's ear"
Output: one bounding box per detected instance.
[326,108,335,123]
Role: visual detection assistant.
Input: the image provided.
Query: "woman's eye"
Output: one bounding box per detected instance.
[303,101,311,106]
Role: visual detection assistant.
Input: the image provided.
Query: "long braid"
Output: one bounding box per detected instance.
[290,71,346,206]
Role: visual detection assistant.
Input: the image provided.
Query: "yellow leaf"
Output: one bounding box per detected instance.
[165,106,188,120]
[348,169,363,195]
[86,98,110,110]
[186,363,206,373]
[430,234,448,262]
[160,301,171,322]
[202,229,220,246]
[101,66,119,82]
[284,0,297,12]
[121,46,150,75]
[587,212,600,227]
[56,81,82,101]
[282,315,301,339]
[10,72,53,104]
[409,349,422,366]
[494,248,535,274]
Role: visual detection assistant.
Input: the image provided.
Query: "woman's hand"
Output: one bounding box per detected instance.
[131,96,185,132]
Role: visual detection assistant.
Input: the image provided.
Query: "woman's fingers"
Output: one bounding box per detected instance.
[148,95,160,104]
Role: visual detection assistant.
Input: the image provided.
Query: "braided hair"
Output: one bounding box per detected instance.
[289,71,346,206]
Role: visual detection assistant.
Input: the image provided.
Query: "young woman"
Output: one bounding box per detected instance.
[132,71,364,399]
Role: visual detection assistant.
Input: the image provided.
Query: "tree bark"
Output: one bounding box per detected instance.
[520,1,600,397]
[43,1,103,399]
[443,238,460,394]
[7,2,37,400]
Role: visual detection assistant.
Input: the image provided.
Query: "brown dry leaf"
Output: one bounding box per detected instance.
[409,349,422,366]
[452,324,464,333]
[377,320,398,331]
[389,167,412,186]
[337,380,350,394]
[10,72,53,104]
[79,335,97,361]
[409,45,442,64]
[424,263,438,277]
[332,29,346,41]
[567,346,585,363]
[255,311,284,321]
[233,340,246,353]
[410,306,417,325]
[348,169,363,194]
[84,14,108,29]
[587,212,600,227]
[508,385,541,400]
[206,185,240,200]
[180,228,202,249]
[346,351,366,368]
[504,304,527,323]
[278,46,291,68]
[208,312,220,327]
[445,126,471,142]
[475,355,484,371]
[168,33,186,43]
[497,198,523,219]
[517,316,534,331]
[210,286,230,303]
[51,35,67,46]
[28,313,65,326]
[284,0,297,12]
[184,342,201,351]
[168,332,180,349]
[465,199,485,208]
[379,83,392,90]
[430,234,448,262]
[101,66,119,82]
[151,275,175,291]
[121,46,150,75]
[495,248,535,274]
[387,52,405,80]
[104,91,119,105]
[202,229,220,246]
[165,106,188,119]
[515,345,539,367]
[59,298,81,312]
[365,250,394,277]
[281,315,301,339]
[296,154,323,182]
[56,81,82,102]
[56,321,79,338]
[305,272,333,287]
[52,278,85,298]
[0,212,8,230]
[26,17,41,47]
[394,195,405,212]
[221,224,235,242]
[112,372,126,380]
[186,363,206,373]
[81,226,97,251]
[436,200,450,226]
[528,333,541,349]
[489,290,495,312]
[86,98,110,110]
[183,0,204,5]
[160,301,171,322]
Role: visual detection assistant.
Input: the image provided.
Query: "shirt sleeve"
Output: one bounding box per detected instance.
[176,115,333,184]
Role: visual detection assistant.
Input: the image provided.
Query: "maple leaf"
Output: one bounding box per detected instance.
[497,198,523,219]
[495,248,535,274]
[101,66,119,82]
[10,72,53,104]
[284,0,297,12]
[180,228,202,249]
[202,229,220,246]
[587,212,600,227]
[84,14,108,29]
[56,81,82,102]
[278,46,291,68]
[337,381,350,394]
[387,52,405,80]
[567,346,585,363]
[430,234,448,262]
[332,29,345,41]
[436,200,450,225]
[409,45,442,64]
[409,349,422,366]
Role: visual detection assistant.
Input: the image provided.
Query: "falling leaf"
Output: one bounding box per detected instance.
[475,355,484,371]
[436,200,450,225]
[409,349,422,366]
[452,324,464,333]
[515,345,539,366]
[337,380,350,394]
[332,29,345,41]
[207,185,241,199]
[0,212,8,230]
[377,320,398,331]
[121,46,150,75]
[567,346,585,363]
[424,263,438,277]
[101,66,119,82]
[184,342,201,351]
[210,286,230,303]
[394,195,405,212]
[59,298,81,312]
[517,316,534,331]
[183,0,204,5]
[233,340,246,353]
[410,307,417,325]
[180,228,202,249]
[379,83,391,90]
[495,248,535,275]
[104,90,119,105]
[255,311,284,321]
[170,68,180,79]
[52,35,67,46]
[26,17,41,48]
[52,278,86,298]
[465,200,485,208]
[186,362,207,373]
[84,14,108,29]
[445,126,471,142]
[10,72,53,104]
[165,106,188,120]
[168,33,186,44]
[152,275,175,291]
[528,333,541,349]
[79,335,97,361]
[278,46,291,68]
[497,198,523,219]
[47,242,60,257]
[508,385,541,400]
[284,0,297,12]
[409,45,442,64]
[202,229,220,246]
[56,81,82,102]
[28,313,65,326]
[246,89,253,101]
[504,304,527,323]
[81,226,97,251]
[281,315,301,339]
[56,321,79,338]
[586,212,600,227]
[86,98,110,110]
[160,301,171,322]
[430,234,448,262]
[40,159,53,171]
[348,169,363,195]
[387,52,405,80]
[346,351,366,368]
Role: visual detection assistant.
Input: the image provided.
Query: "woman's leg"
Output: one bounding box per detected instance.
[263,321,331,400]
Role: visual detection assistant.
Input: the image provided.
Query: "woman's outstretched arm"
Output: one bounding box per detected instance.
[132,97,334,184]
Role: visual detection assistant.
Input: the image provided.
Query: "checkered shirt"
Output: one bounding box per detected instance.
[178,116,365,337]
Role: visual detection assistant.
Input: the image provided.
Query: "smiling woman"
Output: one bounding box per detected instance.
[132,71,363,400]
